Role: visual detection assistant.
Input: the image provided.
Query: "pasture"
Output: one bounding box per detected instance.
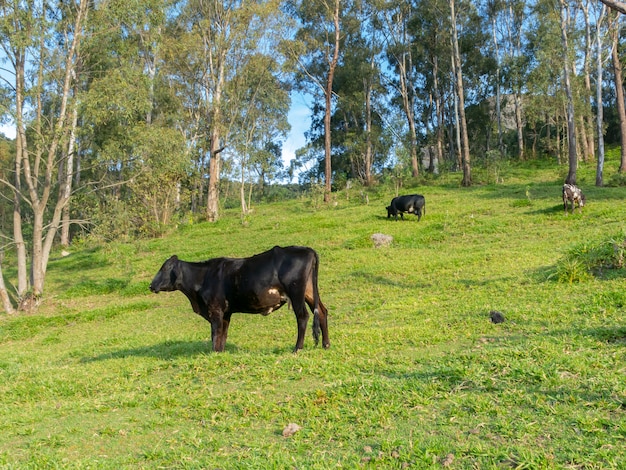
[1,161,625,468]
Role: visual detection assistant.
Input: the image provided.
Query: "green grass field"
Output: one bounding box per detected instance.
[1,161,625,469]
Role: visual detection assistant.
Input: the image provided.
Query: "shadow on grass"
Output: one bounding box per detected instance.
[80,340,238,362]
[527,204,566,216]
[350,270,432,290]
[584,326,626,345]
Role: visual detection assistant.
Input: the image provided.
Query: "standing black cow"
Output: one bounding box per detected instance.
[149,246,329,353]
[386,194,426,221]
[562,184,585,214]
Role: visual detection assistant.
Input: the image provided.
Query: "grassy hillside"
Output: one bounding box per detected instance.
[1,161,625,468]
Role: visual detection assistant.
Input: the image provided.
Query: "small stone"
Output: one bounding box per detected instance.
[282,423,301,437]
[371,233,393,248]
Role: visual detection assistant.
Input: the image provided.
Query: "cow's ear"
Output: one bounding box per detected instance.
[172,258,183,286]
[170,255,178,262]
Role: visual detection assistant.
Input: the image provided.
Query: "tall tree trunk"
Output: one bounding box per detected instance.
[433,56,444,172]
[61,98,79,246]
[514,92,524,159]
[582,0,596,161]
[450,0,471,186]
[611,15,626,173]
[0,252,14,314]
[451,53,462,171]
[596,5,607,186]
[13,59,28,299]
[561,0,578,185]
[206,48,226,222]
[364,75,373,186]
[492,17,504,154]
[323,0,340,203]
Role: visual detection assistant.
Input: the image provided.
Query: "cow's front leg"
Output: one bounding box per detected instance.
[209,312,228,352]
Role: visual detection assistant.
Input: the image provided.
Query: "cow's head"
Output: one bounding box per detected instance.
[150,255,181,293]
[579,193,586,207]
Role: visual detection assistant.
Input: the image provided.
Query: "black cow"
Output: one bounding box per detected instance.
[562,184,585,214]
[149,246,330,353]
[386,194,426,221]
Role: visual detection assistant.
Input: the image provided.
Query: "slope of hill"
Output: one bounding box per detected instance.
[1,161,625,468]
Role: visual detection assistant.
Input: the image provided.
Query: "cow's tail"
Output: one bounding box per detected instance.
[311,250,322,346]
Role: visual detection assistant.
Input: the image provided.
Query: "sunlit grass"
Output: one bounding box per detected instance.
[1,160,625,468]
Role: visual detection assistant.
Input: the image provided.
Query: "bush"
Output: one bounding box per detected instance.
[552,231,626,282]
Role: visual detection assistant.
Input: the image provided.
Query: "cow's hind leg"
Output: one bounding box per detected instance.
[314,300,330,349]
[305,291,330,349]
[291,295,309,353]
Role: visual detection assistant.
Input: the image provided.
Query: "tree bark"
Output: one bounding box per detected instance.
[323,0,340,202]
[561,0,578,185]
[611,15,626,173]
[596,6,607,186]
[599,0,626,14]
[450,0,471,186]
[0,253,14,314]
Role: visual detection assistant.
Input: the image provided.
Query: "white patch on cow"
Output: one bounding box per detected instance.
[268,288,280,296]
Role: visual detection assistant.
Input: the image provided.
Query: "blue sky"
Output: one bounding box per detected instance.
[281,92,311,166]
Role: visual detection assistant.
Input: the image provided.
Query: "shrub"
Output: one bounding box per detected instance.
[552,231,626,282]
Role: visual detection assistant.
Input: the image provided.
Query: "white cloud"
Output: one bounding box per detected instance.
[0,124,16,139]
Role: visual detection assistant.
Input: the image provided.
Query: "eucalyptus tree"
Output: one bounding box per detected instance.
[79,0,188,237]
[0,0,89,308]
[560,0,578,184]
[610,13,626,173]
[283,0,342,201]
[450,0,471,185]
[595,3,608,186]
[170,0,287,220]
[376,0,422,177]
[330,0,389,185]
[227,53,290,215]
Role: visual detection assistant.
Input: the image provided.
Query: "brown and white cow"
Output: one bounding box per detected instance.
[562,184,585,214]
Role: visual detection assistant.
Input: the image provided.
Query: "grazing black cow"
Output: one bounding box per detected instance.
[386,194,426,221]
[562,184,585,214]
[149,246,329,353]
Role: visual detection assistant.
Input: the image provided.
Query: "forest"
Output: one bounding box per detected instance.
[1,0,626,310]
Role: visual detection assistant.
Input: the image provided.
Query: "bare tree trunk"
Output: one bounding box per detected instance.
[61,98,79,246]
[451,54,462,171]
[323,0,340,202]
[611,14,626,173]
[582,0,596,161]
[450,0,471,186]
[240,156,247,216]
[492,17,504,154]
[0,253,14,314]
[207,141,223,222]
[206,46,227,222]
[433,56,444,172]
[514,93,524,160]
[364,75,373,186]
[561,0,578,185]
[13,53,28,299]
[596,5,607,186]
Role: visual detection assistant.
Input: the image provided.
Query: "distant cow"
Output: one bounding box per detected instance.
[386,194,426,221]
[562,184,585,214]
[149,246,329,353]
